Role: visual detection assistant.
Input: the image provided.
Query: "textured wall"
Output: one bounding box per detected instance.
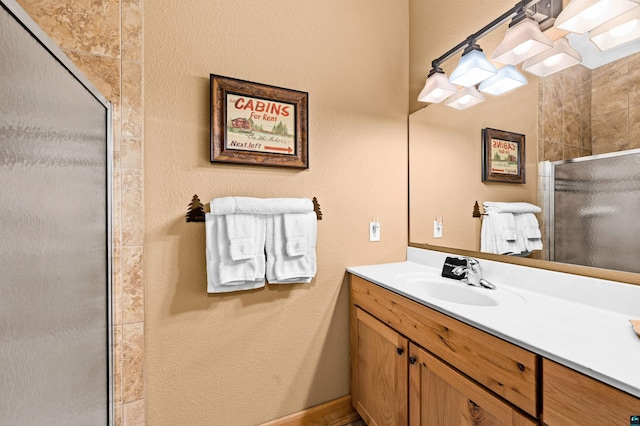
[144,1,408,425]
[16,0,145,424]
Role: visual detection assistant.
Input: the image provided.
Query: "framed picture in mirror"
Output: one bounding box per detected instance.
[481,127,525,184]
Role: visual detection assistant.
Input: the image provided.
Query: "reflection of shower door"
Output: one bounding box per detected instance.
[551,149,640,273]
[0,1,112,425]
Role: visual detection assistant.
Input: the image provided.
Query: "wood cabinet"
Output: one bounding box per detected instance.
[350,274,640,426]
[409,344,536,426]
[543,359,640,426]
[351,308,408,426]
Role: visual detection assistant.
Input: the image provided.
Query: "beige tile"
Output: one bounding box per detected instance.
[591,83,628,117]
[122,61,143,140]
[629,68,640,109]
[17,0,120,57]
[113,247,122,326]
[114,403,123,426]
[121,138,143,169]
[541,74,563,108]
[543,105,563,143]
[563,111,582,147]
[592,109,628,152]
[630,107,640,144]
[563,144,581,160]
[544,141,563,162]
[581,148,592,157]
[591,55,628,88]
[122,246,144,324]
[113,325,123,406]
[123,399,145,426]
[122,0,143,63]
[121,169,144,246]
[62,49,121,111]
[112,163,122,248]
[123,323,144,403]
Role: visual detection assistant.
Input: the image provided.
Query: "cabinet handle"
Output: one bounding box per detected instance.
[409,356,416,364]
[397,347,404,355]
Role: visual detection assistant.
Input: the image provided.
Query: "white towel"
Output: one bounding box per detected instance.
[224,214,265,261]
[483,201,541,214]
[205,213,265,293]
[211,197,314,216]
[266,212,317,284]
[481,211,520,255]
[514,212,543,252]
[283,213,309,256]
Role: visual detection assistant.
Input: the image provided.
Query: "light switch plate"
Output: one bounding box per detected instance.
[369,221,380,242]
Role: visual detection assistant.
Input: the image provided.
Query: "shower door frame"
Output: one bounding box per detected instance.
[1,0,114,423]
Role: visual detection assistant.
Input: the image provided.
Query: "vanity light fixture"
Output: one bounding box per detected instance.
[522,37,583,77]
[417,65,459,103]
[493,7,554,65]
[445,86,485,110]
[478,65,528,95]
[555,0,640,34]
[449,40,498,87]
[590,7,640,50]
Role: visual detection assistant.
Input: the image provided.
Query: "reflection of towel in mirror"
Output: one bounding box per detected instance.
[483,201,541,214]
[514,213,543,252]
[481,211,519,255]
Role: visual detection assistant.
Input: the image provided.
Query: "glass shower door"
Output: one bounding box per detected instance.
[0,1,112,424]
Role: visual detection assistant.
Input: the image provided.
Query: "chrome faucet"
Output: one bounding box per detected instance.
[451,257,496,290]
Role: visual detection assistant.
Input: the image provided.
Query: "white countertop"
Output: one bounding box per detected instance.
[347,247,640,398]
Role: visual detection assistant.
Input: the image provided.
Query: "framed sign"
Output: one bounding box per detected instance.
[482,128,525,184]
[210,74,308,169]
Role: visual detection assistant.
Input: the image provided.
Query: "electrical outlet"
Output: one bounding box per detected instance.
[434,220,443,238]
[369,221,380,242]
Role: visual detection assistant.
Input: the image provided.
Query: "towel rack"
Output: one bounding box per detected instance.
[186,194,323,223]
[472,200,487,218]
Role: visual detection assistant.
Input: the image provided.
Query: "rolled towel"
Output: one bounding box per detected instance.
[483,201,541,214]
[211,197,313,216]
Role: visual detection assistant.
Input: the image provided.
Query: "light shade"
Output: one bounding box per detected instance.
[555,0,640,34]
[522,37,583,77]
[493,18,554,65]
[417,69,458,103]
[445,87,485,110]
[449,48,497,87]
[478,65,528,95]
[590,7,640,50]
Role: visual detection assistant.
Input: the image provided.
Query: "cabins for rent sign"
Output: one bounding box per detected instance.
[490,138,519,175]
[225,94,296,155]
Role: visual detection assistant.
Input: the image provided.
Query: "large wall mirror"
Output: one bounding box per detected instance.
[409,0,640,279]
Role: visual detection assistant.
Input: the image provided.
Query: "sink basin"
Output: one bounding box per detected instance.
[392,273,525,307]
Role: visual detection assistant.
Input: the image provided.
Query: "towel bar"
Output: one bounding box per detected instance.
[472,200,487,218]
[186,194,323,222]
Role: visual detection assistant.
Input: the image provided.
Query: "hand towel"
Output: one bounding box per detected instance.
[283,213,309,256]
[205,213,265,293]
[266,212,317,284]
[514,212,543,252]
[481,211,520,255]
[224,214,265,261]
[211,197,314,216]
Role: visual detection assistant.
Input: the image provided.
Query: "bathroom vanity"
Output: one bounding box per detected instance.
[348,248,640,426]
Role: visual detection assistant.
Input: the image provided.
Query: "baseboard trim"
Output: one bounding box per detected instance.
[259,395,360,426]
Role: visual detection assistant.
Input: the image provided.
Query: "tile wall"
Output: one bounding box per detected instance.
[15,1,145,425]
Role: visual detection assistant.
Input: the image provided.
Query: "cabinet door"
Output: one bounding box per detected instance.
[543,359,640,426]
[351,307,408,426]
[409,344,536,426]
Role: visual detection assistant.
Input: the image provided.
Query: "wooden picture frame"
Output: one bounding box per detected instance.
[210,74,308,169]
[482,128,525,184]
